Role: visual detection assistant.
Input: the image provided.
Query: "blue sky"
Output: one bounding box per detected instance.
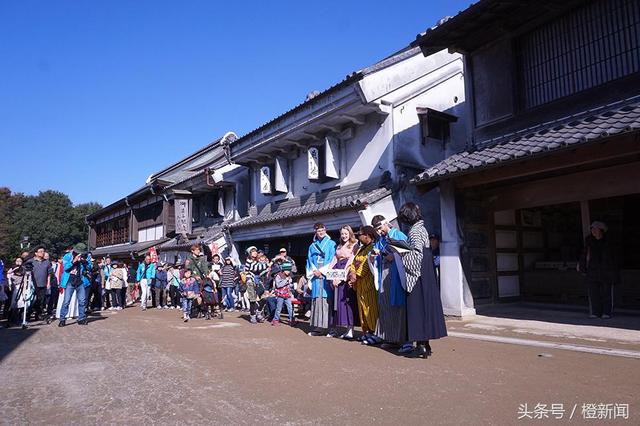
[0,0,469,206]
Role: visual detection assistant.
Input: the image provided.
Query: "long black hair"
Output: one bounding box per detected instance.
[397,202,422,226]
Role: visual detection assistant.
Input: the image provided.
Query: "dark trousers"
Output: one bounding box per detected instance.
[2,287,12,319]
[120,287,127,308]
[110,289,121,308]
[29,287,47,319]
[169,286,180,307]
[87,282,102,310]
[588,280,613,317]
[47,285,59,316]
[250,301,257,316]
[153,287,165,307]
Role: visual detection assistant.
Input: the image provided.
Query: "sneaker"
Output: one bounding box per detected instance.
[117,307,123,311]
[588,314,598,319]
[108,307,115,311]
[156,306,162,310]
[326,329,338,338]
[271,319,280,326]
[290,320,298,327]
[250,316,257,324]
[307,330,323,336]
[340,331,354,340]
[78,319,88,326]
[602,314,611,319]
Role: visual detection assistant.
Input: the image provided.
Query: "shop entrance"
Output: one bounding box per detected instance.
[493,194,640,310]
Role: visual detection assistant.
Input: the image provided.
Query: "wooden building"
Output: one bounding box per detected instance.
[411,0,640,316]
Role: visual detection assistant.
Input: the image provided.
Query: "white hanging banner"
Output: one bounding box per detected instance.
[308,147,320,180]
[260,166,272,194]
[274,157,288,193]
[324,136,340,179]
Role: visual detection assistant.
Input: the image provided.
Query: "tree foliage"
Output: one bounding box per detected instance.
[0,187,101,262]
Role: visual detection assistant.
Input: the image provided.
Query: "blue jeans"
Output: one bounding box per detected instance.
[181,298,193,315]
[222,287,234,309]
[274,297,293,322]
[60,284,87,321]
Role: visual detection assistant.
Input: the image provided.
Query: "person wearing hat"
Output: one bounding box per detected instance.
[273,248,297,274]
[153,263,168,309]
[107,261,125,310]
[579,221,618,319]
[244,246,268,277]
[58,243,92,326]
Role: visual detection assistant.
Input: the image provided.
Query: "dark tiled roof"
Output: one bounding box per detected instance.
[412,0,583,55]
[413,97,640,185]
[159,225,225,251]
[229,183,392,230]
[91,238,169,257]
[232,47,420,146]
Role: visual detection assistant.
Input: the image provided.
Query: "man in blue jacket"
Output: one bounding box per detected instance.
[59,244,92,326]
[136,255,156,311]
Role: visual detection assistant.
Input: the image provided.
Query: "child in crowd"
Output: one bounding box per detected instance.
[167,264,182,309]
[271,262,296,327]
[219,257,237,312]
[179,269,199,322]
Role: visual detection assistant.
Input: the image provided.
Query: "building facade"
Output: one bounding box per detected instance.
[412,0,640,316]
[226,46,467,265]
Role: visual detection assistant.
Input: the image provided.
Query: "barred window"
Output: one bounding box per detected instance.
[519,0,640,109]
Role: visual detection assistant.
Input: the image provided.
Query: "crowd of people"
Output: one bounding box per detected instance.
[0,202,447,359]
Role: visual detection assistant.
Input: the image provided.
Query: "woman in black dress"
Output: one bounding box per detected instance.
[397,202,447,358]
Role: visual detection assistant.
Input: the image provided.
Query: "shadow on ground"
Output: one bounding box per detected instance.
[476,302,640,331]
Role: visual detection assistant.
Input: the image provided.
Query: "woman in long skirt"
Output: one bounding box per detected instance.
[348,226,380,345]
[329,225,359,339]
[398,202,447,358]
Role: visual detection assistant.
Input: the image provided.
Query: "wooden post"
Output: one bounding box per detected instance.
[580,200,591,238]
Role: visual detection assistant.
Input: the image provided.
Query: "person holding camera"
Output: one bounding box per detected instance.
[58,244,92,326]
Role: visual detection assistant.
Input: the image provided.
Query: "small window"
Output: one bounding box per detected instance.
[417,108,458,145]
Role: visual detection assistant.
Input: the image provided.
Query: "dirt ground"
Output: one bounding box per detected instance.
[1,307,638,425]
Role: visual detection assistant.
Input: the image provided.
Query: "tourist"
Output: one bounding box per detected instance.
[271,262,296,327]
[107,262,125,310]
[154,263,168,309]
[348,226,379,345]
[46,255,62,320]
[136,255,156,311]
[328,225,358,339]
[101,257,112,310]
[25,245,52,322]
[578,221,618,319]
[371,215,412,353]
[272,247,297,274]
[305,222,337,336]
[220,256,237,311]
[59,244,92,327]
[179,269,199,322]
[167,263,182,309]
[397,202,447,358]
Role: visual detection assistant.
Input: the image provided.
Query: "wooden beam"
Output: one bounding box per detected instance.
[303,132,321,141]
[486,161,640,211]
[340,114,365,126]
[319,123,341,133]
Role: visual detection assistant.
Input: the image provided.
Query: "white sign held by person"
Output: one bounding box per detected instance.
[325,269,347,281]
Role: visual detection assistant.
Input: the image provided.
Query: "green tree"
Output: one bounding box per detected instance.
[0,189,102,261]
